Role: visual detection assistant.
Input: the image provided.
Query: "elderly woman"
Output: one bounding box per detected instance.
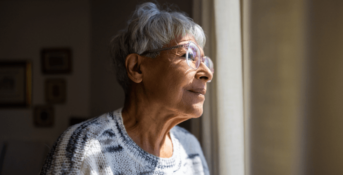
[41,2,213,175]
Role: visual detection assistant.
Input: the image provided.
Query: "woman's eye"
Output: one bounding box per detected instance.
[188,54,196,61]
[181,53,196,61]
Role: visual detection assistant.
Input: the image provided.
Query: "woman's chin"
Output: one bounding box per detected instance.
[184,104,204,118]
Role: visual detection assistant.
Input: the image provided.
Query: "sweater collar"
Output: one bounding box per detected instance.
[110,108,182,170]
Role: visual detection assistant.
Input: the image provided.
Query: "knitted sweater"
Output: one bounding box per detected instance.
[40,108,209,175]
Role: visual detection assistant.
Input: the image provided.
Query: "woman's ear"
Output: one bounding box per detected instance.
[125,53,143,83]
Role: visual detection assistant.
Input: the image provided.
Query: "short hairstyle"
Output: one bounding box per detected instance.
[110,2,206,95]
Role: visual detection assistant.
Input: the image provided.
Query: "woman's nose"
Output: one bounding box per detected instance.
[195,62,213,83]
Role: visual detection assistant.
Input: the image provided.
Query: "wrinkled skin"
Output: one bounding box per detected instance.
[122,35,213,158]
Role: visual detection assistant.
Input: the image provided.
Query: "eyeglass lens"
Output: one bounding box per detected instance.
[186,43,200,69]
[203,56,214,73]
[186,42,214,73]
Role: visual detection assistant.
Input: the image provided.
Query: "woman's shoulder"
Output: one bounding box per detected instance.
[171,125,209,174]
[171,125,200,146]
[40,111,119,175]
[64,112,115,140]
[172,125,192,136]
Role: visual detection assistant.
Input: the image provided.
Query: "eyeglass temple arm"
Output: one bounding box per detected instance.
[140,44,187,55]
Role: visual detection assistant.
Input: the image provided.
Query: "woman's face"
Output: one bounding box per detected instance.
[140,35,213,118]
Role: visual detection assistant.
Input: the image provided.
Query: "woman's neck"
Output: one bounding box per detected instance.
[121,91,188,158]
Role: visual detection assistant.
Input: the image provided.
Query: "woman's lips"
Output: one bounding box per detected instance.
[188,88,206,95]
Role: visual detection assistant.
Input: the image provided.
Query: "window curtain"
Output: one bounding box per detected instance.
[198,0,343,174]
[194,0,245,174]
[213,0,245,175]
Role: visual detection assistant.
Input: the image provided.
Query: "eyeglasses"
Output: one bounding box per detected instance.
[141,41,214,73]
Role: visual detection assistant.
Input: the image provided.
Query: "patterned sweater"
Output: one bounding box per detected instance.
[40,108,209,175]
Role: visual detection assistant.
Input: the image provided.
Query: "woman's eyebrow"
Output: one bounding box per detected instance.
[175,47,187,53]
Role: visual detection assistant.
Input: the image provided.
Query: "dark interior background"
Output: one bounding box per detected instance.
[0,0,193,174]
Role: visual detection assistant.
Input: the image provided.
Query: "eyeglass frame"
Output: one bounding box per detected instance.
[140,41,214,73]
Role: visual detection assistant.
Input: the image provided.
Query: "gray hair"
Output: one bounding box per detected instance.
[110,2,206,95]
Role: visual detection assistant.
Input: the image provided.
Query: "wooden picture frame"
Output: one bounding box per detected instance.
[0,61,32,108]
[41,48,72,74]
[45,78,66,104]
[33,105,54,127]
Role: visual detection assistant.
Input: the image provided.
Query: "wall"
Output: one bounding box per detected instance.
[0,0,91,145]
[0,0,194,145]
[305,0,343,174]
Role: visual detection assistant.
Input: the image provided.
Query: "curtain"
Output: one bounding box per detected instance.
[194,0,245,174]
[213,0,245,174]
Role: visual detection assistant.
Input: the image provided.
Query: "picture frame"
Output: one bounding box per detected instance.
[0,61,32,108]
[33,105,54,127]
[45,78,66,104]
[41,48,72,74]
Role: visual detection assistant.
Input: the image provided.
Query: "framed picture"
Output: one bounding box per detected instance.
[41,48,72,74]
[33,105,54,127]
[0,61,32,108]
[45,78,66,104]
